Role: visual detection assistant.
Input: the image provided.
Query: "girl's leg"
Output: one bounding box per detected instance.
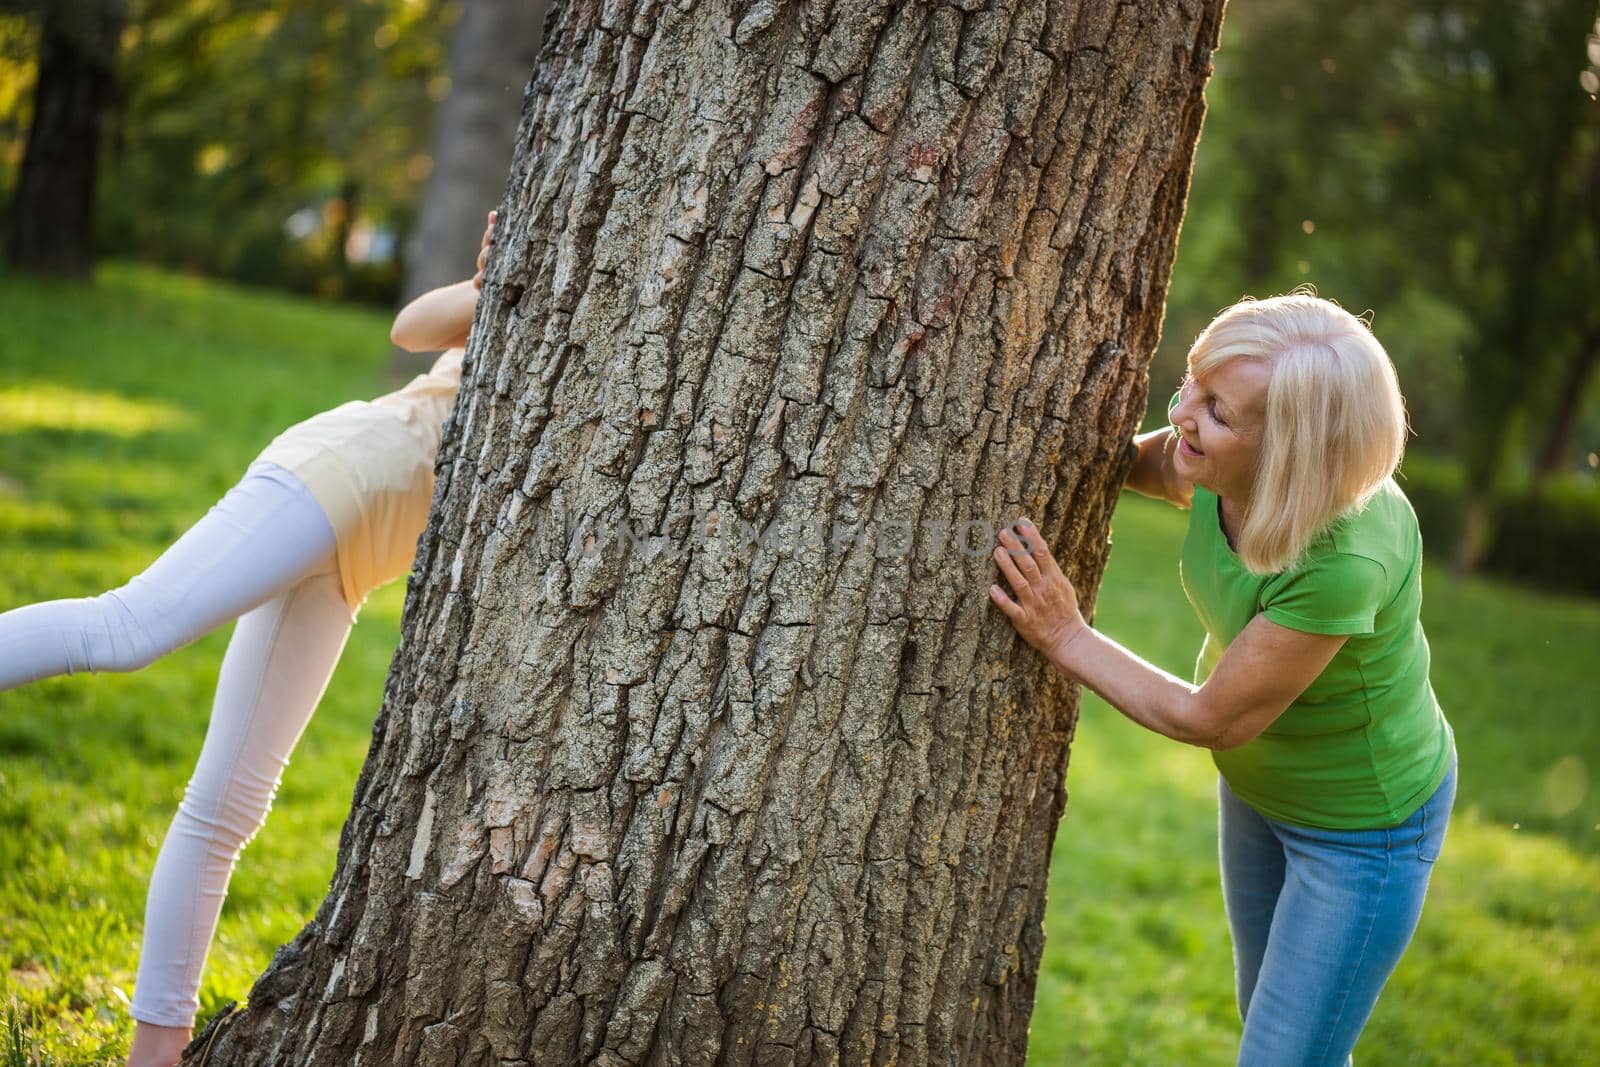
[1234,757,1459,1067]
[1218,774,1287,1023]
[127,558,355,1044]
[0,461,337,691]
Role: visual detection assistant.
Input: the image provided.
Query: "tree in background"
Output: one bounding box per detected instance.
[0,0,460,298]
[1389,0,1600,567]
[393,0,551,375]
[1153,0,1600,571]
[109,0,455,299]
[2,0,125,275]
[1530,10,1600,488]
[187,0,1225,1061]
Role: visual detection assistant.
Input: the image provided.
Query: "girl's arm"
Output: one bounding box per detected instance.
[390,210,496,353]
[390,280,479,353]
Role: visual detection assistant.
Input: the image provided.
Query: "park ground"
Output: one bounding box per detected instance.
[1,265,1596,1065]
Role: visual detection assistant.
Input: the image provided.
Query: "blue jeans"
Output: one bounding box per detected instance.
[1218,753,1458,1067]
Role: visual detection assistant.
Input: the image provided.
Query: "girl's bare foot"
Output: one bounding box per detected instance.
[127,1020,192,1067]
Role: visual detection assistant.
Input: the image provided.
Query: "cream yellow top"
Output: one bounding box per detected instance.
[252,349,464,617]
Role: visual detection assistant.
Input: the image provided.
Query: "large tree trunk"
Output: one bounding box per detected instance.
[391,0,553,377]
[3,0,124,276]
[191,1,1223,1062]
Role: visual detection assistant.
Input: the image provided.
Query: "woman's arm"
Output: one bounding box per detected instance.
[1047,612,1346,749]
[389,210,495,353]
[988,518,1345,749]
[390,280,479,353]
[1123,427,1194,508]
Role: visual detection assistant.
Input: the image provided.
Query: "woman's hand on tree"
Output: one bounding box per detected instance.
[472,209,496,291]
[989,516,1089,662]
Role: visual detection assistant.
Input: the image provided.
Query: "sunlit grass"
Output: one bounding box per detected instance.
[1029,494,1600,1066]
[0,263,1595,1065]
[0,262,404,1065]
[0,384,194,438]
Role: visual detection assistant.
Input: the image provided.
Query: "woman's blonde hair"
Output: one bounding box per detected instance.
[1187,287,1409,575]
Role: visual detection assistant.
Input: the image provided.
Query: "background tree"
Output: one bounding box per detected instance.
[186,0,1226,1062]
[100,0,458,300]
[1388,0,1600,567]
[1145,0,1600,575]
[1534,322,1600,488]
[1530,16,1600,489]
[393,0,552,375]
[2,0,125,275]
[0,0,458,297]
[1151,0,1600,571]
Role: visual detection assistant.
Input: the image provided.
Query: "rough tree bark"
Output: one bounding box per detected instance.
[191,0,1223,1062]
[392,0,554,377]
[3,0,124,275]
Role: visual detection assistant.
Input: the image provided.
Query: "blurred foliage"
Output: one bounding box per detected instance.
[0,19,39,179]
[1400,452,1600,596]
[1156,0,1600,509]
[1,0,1596,560]
[1,0,460,302]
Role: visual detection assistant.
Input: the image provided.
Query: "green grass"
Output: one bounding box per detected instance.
[0,263,409,1064]
[1032,500,1600,1065]
[2,263,1597,1064]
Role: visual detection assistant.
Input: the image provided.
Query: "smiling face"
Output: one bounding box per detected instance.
[1169,292,1409,573]
[1169,356,1273,504]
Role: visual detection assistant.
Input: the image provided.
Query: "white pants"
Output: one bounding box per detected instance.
[0,460,357,1027]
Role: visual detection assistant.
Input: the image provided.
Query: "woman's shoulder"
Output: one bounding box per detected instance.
[1312,476,1420,574]
[1338,476,1417,537]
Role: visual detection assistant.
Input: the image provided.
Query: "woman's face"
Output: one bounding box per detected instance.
[1169,356,1272,502]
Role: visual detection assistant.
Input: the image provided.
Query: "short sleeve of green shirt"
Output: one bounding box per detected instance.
[1258,551,1389,636]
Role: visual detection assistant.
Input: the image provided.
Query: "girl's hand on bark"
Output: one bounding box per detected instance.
[989,516,1087,662]
[473,209,496,291]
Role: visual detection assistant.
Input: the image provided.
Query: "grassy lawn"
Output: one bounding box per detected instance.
[2,264,1596,1065]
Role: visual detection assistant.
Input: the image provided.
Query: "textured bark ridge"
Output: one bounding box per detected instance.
[191,0,1222,1063]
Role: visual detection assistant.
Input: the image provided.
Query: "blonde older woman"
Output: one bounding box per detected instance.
[990,292,1457,1067]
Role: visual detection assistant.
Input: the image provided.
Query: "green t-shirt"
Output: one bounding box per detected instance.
[1179,478,1455,829]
